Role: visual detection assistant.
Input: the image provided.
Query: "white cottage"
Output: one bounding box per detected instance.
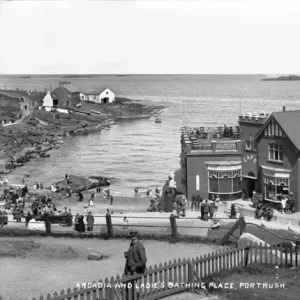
[100,89,115,104]
[42,91,54,107]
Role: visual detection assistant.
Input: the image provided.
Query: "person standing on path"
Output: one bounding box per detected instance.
[110,195,113,205]
[203,200,210,221]
[124,232,147,275]
[86,211,94,231]
[74,213,80,231]
[191,194,196,211]
[124,232,147,299]
[78,215,85,233]
[209,201,215,219]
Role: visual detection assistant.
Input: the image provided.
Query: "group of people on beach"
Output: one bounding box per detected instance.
[74,211,94,232]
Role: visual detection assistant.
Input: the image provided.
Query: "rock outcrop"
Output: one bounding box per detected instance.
[55,175,111,193]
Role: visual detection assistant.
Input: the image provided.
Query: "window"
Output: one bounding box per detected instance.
[264,176,289,201]
[245,140,251,150]
[268,143,283,161]
[196,175,200,191]
[208,169,242,194]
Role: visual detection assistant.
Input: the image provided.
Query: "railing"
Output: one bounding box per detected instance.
[29,242,300,300]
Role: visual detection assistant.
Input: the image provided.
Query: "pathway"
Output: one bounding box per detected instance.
[0,90,35,126]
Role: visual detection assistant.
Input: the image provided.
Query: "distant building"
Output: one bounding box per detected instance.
[51,83,81,107]
[80,93,99,102]
[100,88,115,104]
[80,88,115,104]
[42,91,54,107]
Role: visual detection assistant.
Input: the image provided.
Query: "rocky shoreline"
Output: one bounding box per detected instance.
[0,92,165,177]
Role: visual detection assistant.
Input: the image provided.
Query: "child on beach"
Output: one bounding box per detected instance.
[123,217,129,229]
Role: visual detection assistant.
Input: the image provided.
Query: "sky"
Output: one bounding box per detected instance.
[0,0,300,74]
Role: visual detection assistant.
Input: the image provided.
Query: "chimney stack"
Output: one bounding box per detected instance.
[283,106,286,112]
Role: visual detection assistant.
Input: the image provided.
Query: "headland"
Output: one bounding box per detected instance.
[0,89,166,175]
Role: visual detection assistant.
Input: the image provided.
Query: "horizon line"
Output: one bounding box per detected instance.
[0,73,297,76]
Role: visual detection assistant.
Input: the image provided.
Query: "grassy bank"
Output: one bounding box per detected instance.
[0,227,222,245]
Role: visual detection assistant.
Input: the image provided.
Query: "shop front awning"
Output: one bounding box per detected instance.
[242,175,258,180]
[205,161,242,171]
[207,165,241,171]
[261,165,291,178]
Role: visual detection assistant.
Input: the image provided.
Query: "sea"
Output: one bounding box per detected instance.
[1,74,300,196]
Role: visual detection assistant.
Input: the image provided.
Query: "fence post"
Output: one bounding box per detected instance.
[244,246,250,267]
[296,241,300,267]
[187,259,195,293]
[106,212,114,238]
[170,214,178,239]
[44,212,51,236]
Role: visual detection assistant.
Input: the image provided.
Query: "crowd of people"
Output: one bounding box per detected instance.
[74,211,94,232]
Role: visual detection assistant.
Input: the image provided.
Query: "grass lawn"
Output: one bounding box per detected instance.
[201,263,300,300]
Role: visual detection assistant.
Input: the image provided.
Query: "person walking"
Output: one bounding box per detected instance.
[110,195,113,205]
[200,201,204,219]
[209,201,215,219]
[86,211,94,231]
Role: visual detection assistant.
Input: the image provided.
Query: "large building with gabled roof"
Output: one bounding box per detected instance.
[50,82,81,107]
[240,107,300,211]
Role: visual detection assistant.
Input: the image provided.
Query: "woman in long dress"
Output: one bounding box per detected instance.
[86,212,94,231]
[78,215,85,233]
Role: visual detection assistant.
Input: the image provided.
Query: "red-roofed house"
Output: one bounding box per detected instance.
[51,83,81,107]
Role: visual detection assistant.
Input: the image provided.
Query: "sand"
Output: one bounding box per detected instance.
[0,237,222,300]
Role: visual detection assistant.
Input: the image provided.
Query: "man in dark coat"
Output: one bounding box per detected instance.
[124,232,147,299]
[203,200,210,221]
[124,233,147,276]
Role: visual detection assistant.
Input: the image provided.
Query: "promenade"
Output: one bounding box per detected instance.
[2,191,300,245]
